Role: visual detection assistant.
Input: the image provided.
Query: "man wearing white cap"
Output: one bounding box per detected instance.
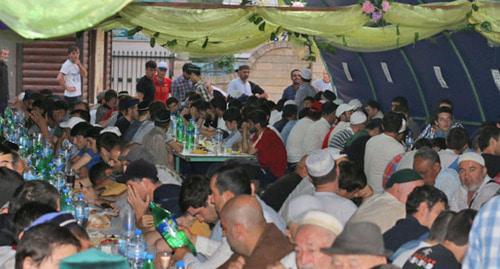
[348,99,363,111]
[328,111,367,151]
[153,61,171,103]
[303,102,337,154]
[328,103,355,138]
[455,152,499,210]
[282,211,343,269]
[294,68,316,111]
[287,149,357,225]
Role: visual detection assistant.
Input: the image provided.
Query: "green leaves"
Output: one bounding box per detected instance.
[127,26,142,37]
[150,37,156,48]
[480,21,492,32]
[258,22,266,31]
[166,39,177,47]
[202,36,209,48]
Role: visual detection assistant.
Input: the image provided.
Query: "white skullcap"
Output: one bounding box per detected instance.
[284,100,297,106]
[100,126,122,137]
[350,111,367,125]
[300,210,344,236]
[300,68,312,80]
[348,99,363,109]
[306,149,335,178]
[458,152,485,166]
[335,104,355,117]
[59,117,85,129]
[287,195,323,224]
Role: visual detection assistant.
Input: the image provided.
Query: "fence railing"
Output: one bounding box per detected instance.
[111,50,174,95]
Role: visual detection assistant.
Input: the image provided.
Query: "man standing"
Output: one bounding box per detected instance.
[57,46,87,106]
[190,65,213,102]
[0,48,9,113]
[136,60,156,104]
[294,68,316,111]
[153,61,171,103]
[171,63,193,102]
[227,65,252,100]
[281,69,302,101]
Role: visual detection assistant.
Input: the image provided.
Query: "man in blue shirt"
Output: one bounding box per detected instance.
[281,69,301,101]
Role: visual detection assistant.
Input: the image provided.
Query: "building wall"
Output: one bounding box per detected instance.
[0,30,25,100]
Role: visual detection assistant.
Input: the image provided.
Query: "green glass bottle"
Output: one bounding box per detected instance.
[142,253,155,269]
[176,116,185,143]
[149,202,197,255]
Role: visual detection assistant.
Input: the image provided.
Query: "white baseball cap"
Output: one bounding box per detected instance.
[59,117,85,129]
[335,104,355,117]
[348,99,363,109]
[306,149,335,178]
[158,61,168,70]
[100,126,122,137]
[350,111,367,125]
[300,210,344,236]
[458,152,485,166]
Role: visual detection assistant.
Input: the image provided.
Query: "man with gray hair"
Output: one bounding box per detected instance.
[413,147,462,211]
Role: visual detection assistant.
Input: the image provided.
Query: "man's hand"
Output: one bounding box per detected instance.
[66,86,77,92]
[29,110,49,137]
[127,184,150,221]
[228,256,246,269]
[173,247,190,261]
[139,214,155,231]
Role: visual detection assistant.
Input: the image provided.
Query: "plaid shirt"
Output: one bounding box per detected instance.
[463,195,500,269]
[171,75,193,101]
[194,80,213,102]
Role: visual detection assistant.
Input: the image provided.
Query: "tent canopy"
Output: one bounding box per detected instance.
[0,0,499,126]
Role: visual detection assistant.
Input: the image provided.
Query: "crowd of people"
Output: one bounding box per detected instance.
[0,45,498,269]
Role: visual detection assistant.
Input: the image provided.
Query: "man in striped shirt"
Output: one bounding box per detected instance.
[329,111,367,151]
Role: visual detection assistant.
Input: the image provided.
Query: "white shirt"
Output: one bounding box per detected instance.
[279,177,314,218]
[438,149,459,169]
[217,117,228,132]
[303,117,331,154]
[312,79,333,92]
[312,192,357,224]
[364,133,405,193]
[396,150,417,171]
[286,117,315,163]
[59,59,82,97]
[280,252,297,269]
[227,78,251,98]
[348,191,406,233]
[434,168,462,211]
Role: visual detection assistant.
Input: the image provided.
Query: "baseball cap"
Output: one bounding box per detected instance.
[458,152,485,166]
[310,101,323,113]
[153,109,170,125]
[385,169,423,189]
[350,111,367,125]
[117,159,158,183]
[60,116,86,129]
[306,149,335,178]
[284,100,296,106]
[158,61,168,70]
[153,184,181,217]
[138,101,150,112]
[348,99,363,109]
[321,222,391,257]
[300,68,312,80]
[60,249,128,269]
[100,126,121,137]
[300,211,343,236]
[335,104,355,117]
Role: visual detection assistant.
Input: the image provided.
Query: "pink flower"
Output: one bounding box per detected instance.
[382,1,390,12]
[371,11,382,22]
[362,1,375,14]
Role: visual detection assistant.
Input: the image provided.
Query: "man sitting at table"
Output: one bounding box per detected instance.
[118,159,182,243]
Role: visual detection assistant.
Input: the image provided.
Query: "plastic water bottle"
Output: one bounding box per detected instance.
[194,123,200,145]
[175,261,186,269]
[171,114,177,138]
[119,204,136,257]
[186,119,195,152]
[405,129,414,151]
[176,116,185,143]
[128,229,146,269]
[74,193,89,226]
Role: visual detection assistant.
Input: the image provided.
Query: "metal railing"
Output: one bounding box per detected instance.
[111,50,174,95]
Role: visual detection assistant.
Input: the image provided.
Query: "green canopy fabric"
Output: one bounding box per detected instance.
[0,0,498,56]
[0,0,132,39]
[59,248,129,269]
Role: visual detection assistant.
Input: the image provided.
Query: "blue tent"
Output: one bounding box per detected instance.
[313,0,500,129]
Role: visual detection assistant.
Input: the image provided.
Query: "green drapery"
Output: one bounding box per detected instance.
[0,0,498,56]
[0,0,133,39]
